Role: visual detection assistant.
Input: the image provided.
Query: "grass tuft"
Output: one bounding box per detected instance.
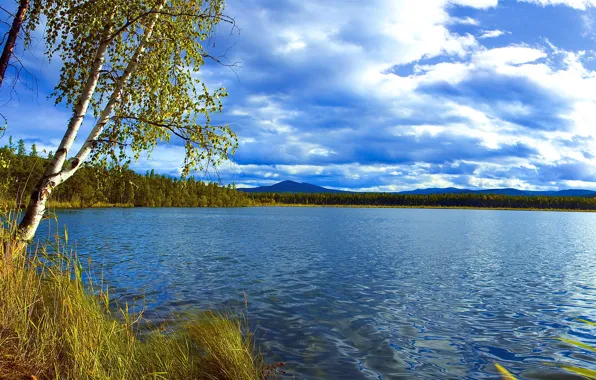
[0,215,265,380]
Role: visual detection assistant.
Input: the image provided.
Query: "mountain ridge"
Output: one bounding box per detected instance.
[239,180,596,197]
[239,180,346,194]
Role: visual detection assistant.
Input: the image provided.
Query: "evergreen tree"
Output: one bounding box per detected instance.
[16,139,25,156]
[245,191,596,211]
[0,142,251,208]
[30,143,38,157]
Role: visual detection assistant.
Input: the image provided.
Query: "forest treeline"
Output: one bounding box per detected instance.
[0,139,252,208]
[4,139,596,211]
[247,189,596,211]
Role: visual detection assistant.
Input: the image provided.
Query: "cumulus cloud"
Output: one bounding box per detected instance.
[212,0,596,190]
[473,46,547,65]
[518,0,596,10]
[449,16,480,25]
[479,29,509,38]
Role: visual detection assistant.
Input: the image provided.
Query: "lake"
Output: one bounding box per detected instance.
[39,207,596,379]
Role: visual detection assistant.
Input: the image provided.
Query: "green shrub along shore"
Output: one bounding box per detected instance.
[5,140,596,212]
[0,216,267,380]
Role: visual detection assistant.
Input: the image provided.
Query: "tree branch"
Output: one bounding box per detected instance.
[150,10,235,26]
[93,138,130,147]
[105,9,236,43]
[0,6,15,17]
[105,10,153,43]
[112,115,190,141]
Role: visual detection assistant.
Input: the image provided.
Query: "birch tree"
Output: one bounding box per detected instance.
[18,0,236,241]
[0,0,30,88]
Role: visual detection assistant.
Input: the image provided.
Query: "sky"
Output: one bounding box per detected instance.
[2,0,596,191]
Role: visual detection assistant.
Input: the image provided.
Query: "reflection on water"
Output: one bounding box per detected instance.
[39,207,596,379]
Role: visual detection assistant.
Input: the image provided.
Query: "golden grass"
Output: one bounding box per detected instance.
[0,216,264,380]
[494,363,517,380]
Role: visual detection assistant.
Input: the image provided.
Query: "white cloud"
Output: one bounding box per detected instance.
[276,31,307,54]
[449,16,480,25]
[308,148,334,157]
[450,0,499,8]
[473,46,547,65]
[479,30,509,39]
[518,0,596,10]
[168,0,596,190]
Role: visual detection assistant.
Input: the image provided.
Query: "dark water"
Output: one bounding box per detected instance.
[38,207,596,379]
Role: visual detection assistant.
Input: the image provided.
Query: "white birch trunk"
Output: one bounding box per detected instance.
[17,24,113,242]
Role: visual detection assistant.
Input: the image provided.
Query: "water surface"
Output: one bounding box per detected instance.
[39,207,596,379]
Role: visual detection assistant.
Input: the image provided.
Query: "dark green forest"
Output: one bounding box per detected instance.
[0,139,252,208]
[247,189,596,211]
[4,138,596,211]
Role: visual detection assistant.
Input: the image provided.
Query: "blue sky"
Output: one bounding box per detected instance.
[2,0,596,191]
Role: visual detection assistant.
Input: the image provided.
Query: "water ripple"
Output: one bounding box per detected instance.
[39,207,596,379]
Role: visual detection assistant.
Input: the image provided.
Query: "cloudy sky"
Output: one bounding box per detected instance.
[2,0,596,191]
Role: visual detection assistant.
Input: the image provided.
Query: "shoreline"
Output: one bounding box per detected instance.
[252,204,596,212]
[39,203,596,213]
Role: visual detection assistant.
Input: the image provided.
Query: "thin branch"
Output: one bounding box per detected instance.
[112,115,189,141]
[201,49,241,80]
[0,111,6,138]
[99,69,121,82]
[0,6,14,17]
[105,10,237,43]
[105,10,153,43]
[11,52,38,91]
[0,31,9,46]
[150,10,236,26]
[111,116,223,155]
[0,51,40,101]
[201,51,241,68]
[93,138,130,147]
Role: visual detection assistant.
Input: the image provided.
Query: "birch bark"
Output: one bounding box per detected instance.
[17,26,112,241]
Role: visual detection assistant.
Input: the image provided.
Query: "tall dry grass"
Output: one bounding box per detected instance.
[0,214,265,379]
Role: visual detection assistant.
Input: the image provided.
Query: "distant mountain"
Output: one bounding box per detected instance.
[399,187,473,195]
[239,181,596,197]
[404,187,596,197]
[537,189,596,197]
[239,180,346,194]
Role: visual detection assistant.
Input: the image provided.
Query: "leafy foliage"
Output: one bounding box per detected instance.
[16,0,239,240]
[29,0,236,175]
